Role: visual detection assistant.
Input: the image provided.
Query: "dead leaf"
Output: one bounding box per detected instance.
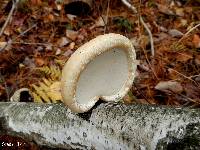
[47,14,55,22]
[90,16,105,30]
[134,98,149,104]
[157,4,175,15]
[12,16,26,27]
[77,28,87,42]
[138,61,150,72]
[195,76,200,82]
[0,84,5,91]
[3,27,11,36]
[31,0,42,6]
[0,41,11,50]
[23,56,35,68]
[63,50,73,57]
[154,32,169,43]
[176,52,193,62]
[69,42,75,50]
[195,55,200,65]
[37,46,44,51]
[184,83,200,100]
[193,34,200,48]
[155,81,183,93]
[130,37,140,48]
[67,14,77,21]
[123,94,134,104]
[168,68,179,80]
[66,30,78,41]
[0,42,7,49]
[35,57,45,66]
[19,63,25,68]
[57,37,70,47]
[168,29,183,38]
[45,43,53,51]
[56,4,62,10]
[179,19,187,27]
[55,48,61,55]
[175,8,184,17]
[139,35,150,49]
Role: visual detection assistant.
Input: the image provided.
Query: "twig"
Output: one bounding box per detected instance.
[177,93,200,104]
[132,82,149,103]
[144,49,158,79]
[15,23,37,39]
[121,0,137,13]
[171,74,200,81]
[189,74,200,79]
[0,23,37,51]
[104,0,110,34]
[12,41,51,46]
[140,17,155,56]
[121,0,155,56]
[0,0,18,37]
[168,68,200,87]
[178,23,200,43]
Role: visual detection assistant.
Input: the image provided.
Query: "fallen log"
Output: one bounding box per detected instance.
[0,102,200,150]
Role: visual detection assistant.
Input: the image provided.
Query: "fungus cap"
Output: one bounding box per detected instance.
[61,33,137,113]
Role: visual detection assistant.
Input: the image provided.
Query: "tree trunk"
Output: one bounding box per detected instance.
[0,102,200,150]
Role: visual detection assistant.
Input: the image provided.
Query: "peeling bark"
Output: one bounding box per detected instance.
[0,102,200,150]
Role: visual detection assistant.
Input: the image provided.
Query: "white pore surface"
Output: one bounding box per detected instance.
[76,49,128,105]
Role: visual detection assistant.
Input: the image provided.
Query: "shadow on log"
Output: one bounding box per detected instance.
[0,102,200,149]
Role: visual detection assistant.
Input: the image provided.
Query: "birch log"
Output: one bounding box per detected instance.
[0,102,200,150]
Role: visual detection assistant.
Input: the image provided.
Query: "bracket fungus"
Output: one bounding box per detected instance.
[61,33,137,113]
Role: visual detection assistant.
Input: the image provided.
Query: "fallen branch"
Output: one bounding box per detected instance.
[0,0,19,37]
[0,102,200,149]
[121,0,155,56]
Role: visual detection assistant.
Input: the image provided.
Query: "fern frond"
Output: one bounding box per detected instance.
[50,65,62,80]
[32,92,43,103]
[32,84,51,103]
[171,43,187,52]
[31,64,62,103]
[36,65,62,80]
[30,78,62,103]
[38,82,49,92]
[46,81,62,103]
[55,59,66,67]
[42,78,52,86]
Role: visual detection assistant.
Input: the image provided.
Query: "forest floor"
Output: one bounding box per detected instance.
[0,0,200,107]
